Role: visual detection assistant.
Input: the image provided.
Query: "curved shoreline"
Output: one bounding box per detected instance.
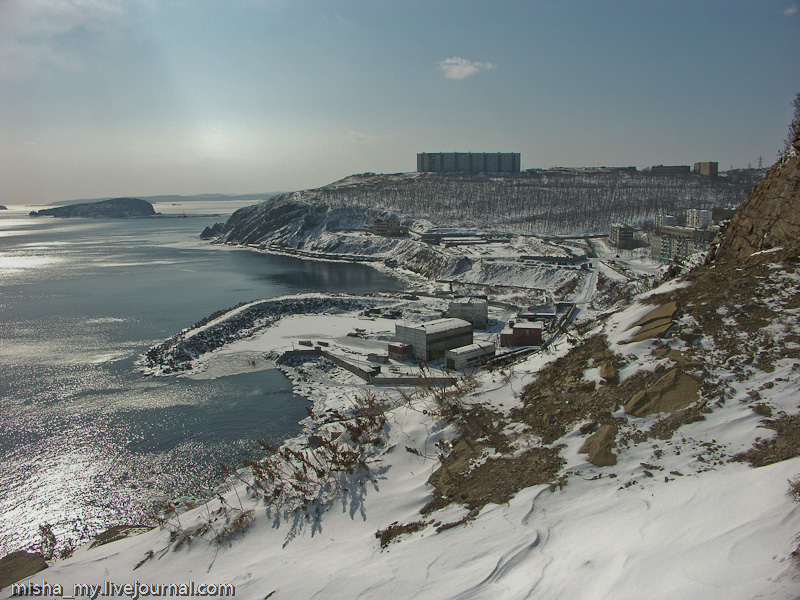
[137,293,394,377]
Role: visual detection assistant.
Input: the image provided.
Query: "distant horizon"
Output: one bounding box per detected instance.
[10,159,770,208]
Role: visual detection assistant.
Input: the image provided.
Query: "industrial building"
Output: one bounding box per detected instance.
[387,343,412,361]
[445,342,496,370]
[373,219,404,237]
[609,223,635,249]
[500,322,543,347]
[518,304,557,326]
[395,318,473,361]
[417,152,521,174]
[447,298,488,326]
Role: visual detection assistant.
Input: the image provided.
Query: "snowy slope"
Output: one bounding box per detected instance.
[6,258,799,599]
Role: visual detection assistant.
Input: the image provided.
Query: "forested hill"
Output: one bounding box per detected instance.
[225,168,764,239]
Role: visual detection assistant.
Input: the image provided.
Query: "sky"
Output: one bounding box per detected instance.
[1,0,798,204]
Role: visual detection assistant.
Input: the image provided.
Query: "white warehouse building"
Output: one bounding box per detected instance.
[395,318,473,361]
[445,342,496,370]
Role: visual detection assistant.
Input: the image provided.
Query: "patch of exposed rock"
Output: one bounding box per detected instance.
[0,551,47,590]
[579,423,618,466]
[732,415,800,467]
[624,368,700,417]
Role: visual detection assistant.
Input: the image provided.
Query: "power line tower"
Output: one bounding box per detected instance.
[758,156,763,169]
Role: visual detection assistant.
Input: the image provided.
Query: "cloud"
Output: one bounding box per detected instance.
[0,0,124,79]
[437,56,496,79]
[785,4,798,14]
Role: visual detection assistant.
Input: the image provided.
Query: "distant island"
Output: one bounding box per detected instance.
[0,205,7,210]
[29,198,156,218]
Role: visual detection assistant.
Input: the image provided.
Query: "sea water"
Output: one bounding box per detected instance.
[0,204,403,556]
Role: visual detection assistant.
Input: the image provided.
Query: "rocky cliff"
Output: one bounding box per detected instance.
[30,198,156,218]
[709,132,800,263]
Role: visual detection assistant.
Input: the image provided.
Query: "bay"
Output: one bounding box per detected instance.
[0,205,403,556]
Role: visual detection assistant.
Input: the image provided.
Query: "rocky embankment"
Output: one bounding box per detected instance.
[138,294,389,376]
[30,198,156,218]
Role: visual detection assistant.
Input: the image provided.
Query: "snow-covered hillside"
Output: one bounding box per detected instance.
[221,168,763,241]
[3,149,798,599]
[4,249,798,599]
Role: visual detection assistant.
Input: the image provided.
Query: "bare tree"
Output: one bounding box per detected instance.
[783,92,800,157]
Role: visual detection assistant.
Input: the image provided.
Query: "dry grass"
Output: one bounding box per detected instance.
[234,391,388,512]
[789,476,800,503]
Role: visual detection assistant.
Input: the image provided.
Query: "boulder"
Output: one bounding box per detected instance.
[600,360,618,383]
[624,368,700,417]
[579,423,618,466]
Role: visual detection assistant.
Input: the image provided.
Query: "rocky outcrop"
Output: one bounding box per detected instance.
[579,423,618,466]
[0,551,47,590]
[624,368,700,417]
[709,132,800,262]
[200,222,226,239]
[30,198,156,218]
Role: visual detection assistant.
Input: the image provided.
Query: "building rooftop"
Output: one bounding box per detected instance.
[513,321,544,330]
[402,318,472,334]
[446,342,495,356]
[451,297,488,305]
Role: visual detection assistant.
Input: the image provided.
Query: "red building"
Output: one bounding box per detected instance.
[500,321,543,347]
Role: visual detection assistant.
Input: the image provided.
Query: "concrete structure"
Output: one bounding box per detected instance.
[518,304,557,326]
[609,223,635,249]
[447,298,488,326]
[373,219,404,237]
[693,161,719,177]
[651,165,691,175]
[395,318,473,361]
[445,342,496,370]
[651,226,718,264]
[655,214,677,229]
[686,208,713,229]
[500,321,543,347]
[417,152,521,174]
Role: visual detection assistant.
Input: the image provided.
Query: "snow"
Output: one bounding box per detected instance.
[5,260,800,598]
